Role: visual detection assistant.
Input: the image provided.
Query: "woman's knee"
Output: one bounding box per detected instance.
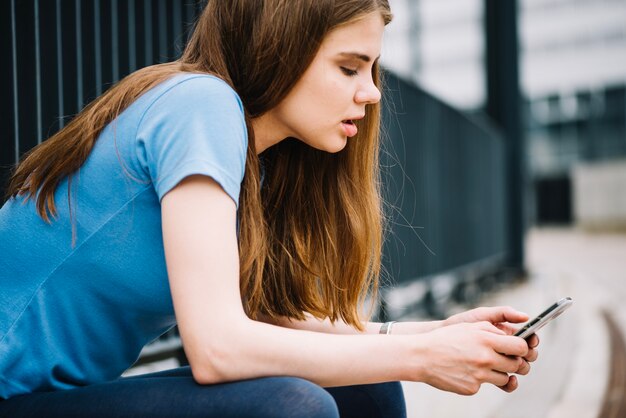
[263,377,339,418]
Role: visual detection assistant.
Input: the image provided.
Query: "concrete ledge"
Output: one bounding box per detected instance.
[545,272,609,418]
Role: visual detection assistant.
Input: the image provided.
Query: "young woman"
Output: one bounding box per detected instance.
[0,0,539,417]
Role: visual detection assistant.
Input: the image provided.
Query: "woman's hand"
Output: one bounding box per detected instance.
[442,306,540,384]
[444,306,529,328]
[414,321,530,395]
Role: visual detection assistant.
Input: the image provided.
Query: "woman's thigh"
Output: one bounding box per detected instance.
[0,367,405,418]
[127,367,406,418]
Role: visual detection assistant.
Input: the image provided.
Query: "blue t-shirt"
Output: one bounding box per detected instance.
[0,73,248,398]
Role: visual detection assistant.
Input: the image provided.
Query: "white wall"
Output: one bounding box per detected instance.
[572,159,626,230]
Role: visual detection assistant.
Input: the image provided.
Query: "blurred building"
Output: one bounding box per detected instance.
[381,0,626,229]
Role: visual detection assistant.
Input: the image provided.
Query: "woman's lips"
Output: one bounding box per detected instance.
[341,120,358,137]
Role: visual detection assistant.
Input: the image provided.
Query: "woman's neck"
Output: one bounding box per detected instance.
[250,111,288,154]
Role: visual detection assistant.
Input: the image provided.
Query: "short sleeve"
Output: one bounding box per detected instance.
[135,75,248,206]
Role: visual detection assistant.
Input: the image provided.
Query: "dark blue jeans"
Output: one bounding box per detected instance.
[0,367,406,418]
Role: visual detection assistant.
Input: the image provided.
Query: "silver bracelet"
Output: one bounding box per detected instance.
[379,321,397,335]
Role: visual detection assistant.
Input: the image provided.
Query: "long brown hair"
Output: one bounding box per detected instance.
[7,0,392,330]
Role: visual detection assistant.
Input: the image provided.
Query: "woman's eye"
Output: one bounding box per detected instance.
[340,67,358,77]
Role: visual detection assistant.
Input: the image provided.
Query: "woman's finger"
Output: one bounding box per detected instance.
[490,353,523,374]
[490,306,529,324]
[490,334,529,357]
[525,347,539,363]
[498,375,519,393]
[495,323,518,335]
[485,370,511,387]
[516,360,531,375]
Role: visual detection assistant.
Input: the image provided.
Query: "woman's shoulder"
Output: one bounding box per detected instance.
[145,72,244,114]
[131,72,248,204]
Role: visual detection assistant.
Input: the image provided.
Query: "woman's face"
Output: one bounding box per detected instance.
[253,12,385,154]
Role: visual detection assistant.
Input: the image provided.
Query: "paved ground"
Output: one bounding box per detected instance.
[402,227,626,418]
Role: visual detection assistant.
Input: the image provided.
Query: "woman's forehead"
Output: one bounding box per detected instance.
[320,13,385,57]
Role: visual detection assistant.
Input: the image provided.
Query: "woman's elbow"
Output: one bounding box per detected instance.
[187,339,238,384]
[188,346,232,385]
[190,364,222,385]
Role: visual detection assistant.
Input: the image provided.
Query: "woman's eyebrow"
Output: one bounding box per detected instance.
[338,52,381,63]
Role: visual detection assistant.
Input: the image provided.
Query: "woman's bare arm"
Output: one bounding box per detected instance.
[161,175,530,392]
[257,313,443,335]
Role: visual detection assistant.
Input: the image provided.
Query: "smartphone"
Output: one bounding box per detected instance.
[514,297,573,339]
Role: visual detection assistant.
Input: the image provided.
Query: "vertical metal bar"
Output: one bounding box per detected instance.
[111,0,119,82]
[34,0,42,144]
[75,0,83,109]
[485,0,525,272]
[11,0,19,162]
[56,0,64,129]
[158,0,166,62]
[128,0,136,72]
[144,0,153,65]
[185,0,195,43]
[94,0,102,95]
[173,0,182,57]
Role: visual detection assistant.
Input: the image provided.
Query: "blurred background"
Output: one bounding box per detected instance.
[1,0,625,417]
[380,1,626,417]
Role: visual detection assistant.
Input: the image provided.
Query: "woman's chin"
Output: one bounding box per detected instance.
[309,137,348,153]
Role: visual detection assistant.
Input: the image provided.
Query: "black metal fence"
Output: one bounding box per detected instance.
[0,0,203,190]
[2,0,511,363]
[380,74,509,319]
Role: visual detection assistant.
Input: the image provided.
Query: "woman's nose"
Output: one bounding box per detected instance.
[355,81,381,105]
